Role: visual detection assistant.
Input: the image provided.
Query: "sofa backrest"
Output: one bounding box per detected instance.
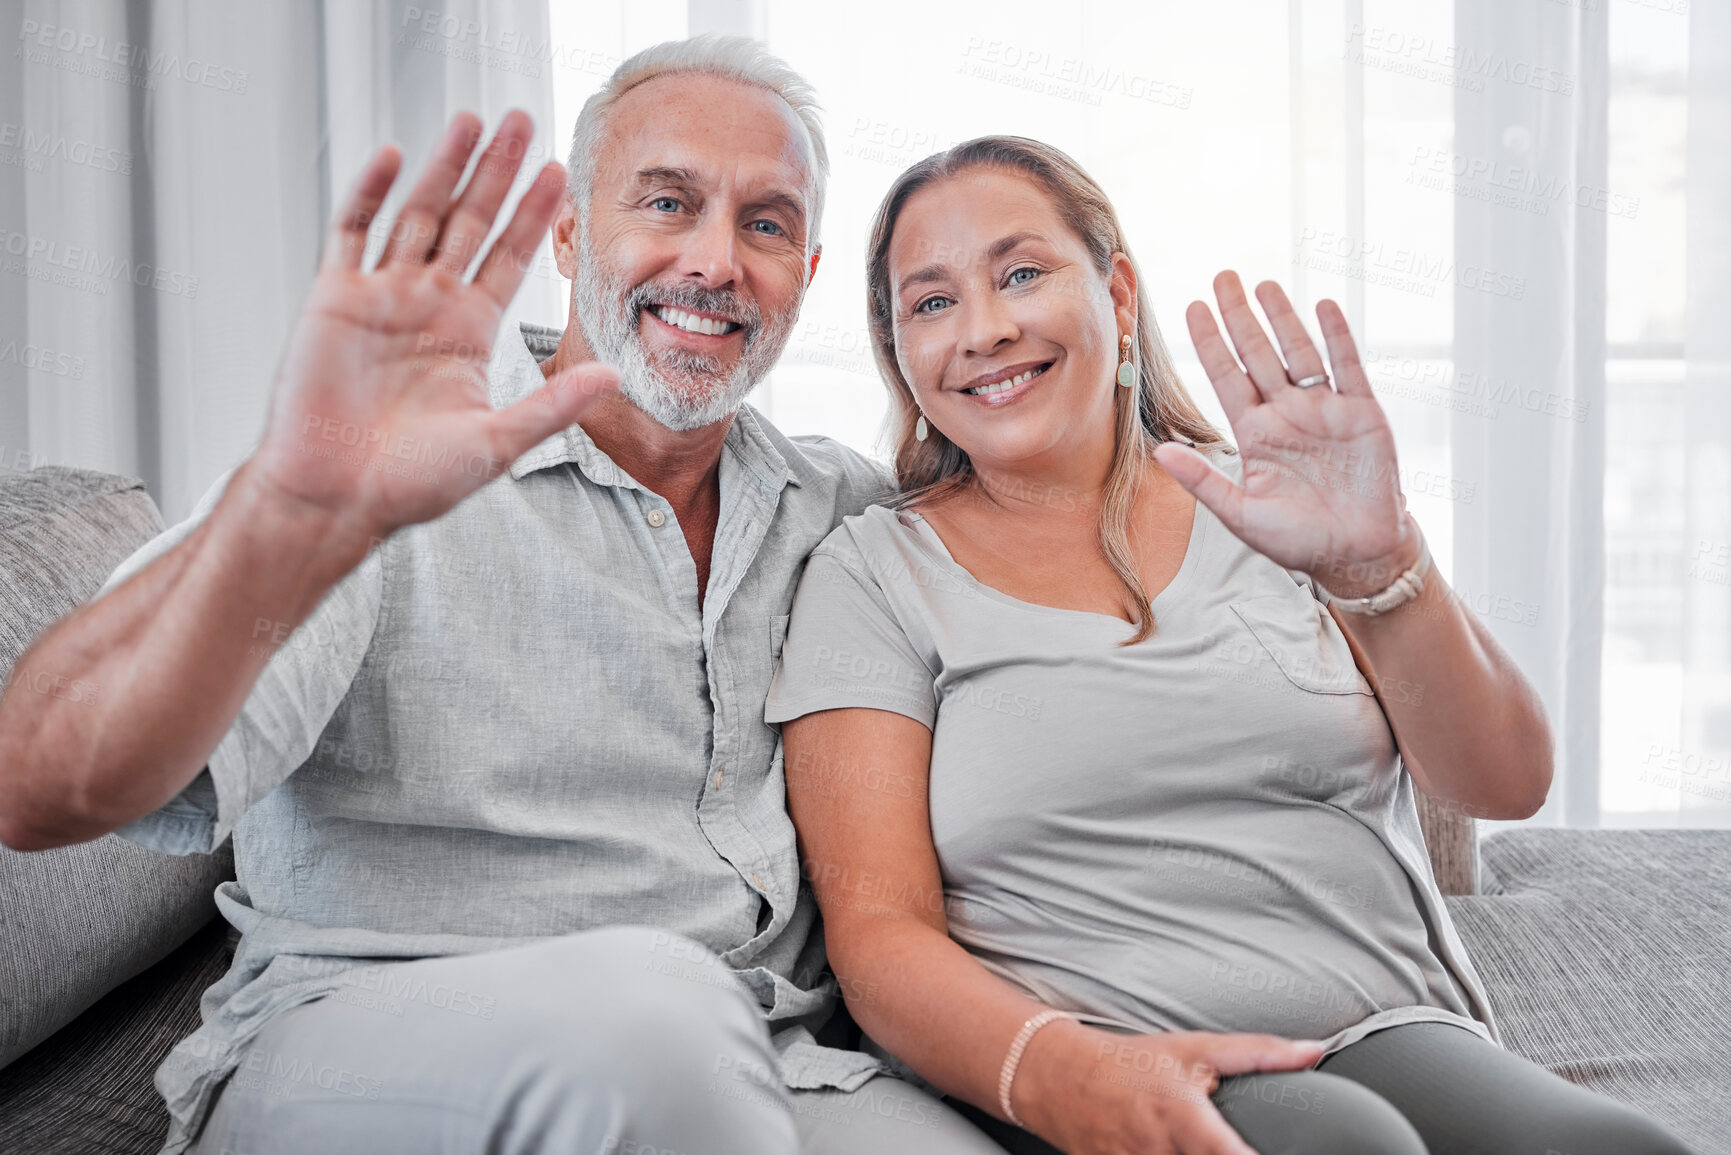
[0,467,234,1070]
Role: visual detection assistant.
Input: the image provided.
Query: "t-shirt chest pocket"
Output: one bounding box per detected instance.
[1229,591,1374,696]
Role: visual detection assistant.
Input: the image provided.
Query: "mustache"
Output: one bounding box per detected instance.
[624,281,763,342]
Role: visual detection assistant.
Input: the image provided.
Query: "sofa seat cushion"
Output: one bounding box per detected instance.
[0,919,232,1153]
[0,467,234,1070]
[1446,828,1731,1155]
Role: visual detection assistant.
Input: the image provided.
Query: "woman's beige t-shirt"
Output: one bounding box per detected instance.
[766,471,1502,1056]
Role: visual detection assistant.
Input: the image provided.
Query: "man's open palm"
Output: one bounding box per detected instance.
[253,110,618,541]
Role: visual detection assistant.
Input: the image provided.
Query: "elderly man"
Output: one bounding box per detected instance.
[0,36,1009,1155]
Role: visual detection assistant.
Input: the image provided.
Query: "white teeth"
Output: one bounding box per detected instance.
[652,306,737,336]
[964,364,1047,395]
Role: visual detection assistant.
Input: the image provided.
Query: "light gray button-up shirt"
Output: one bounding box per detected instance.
[108,323,893,1153]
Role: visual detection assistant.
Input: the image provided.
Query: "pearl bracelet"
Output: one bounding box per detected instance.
[998,1010,1073,1129]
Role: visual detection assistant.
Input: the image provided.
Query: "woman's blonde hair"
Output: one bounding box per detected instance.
[865,135,1230,643]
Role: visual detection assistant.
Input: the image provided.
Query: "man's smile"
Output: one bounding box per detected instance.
[644,303,745,341]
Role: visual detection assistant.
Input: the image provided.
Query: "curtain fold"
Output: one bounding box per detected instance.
[1682,0,1731,821]
[1451,0,1608,827]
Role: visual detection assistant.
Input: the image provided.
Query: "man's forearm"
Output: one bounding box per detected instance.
[0,461,376,851]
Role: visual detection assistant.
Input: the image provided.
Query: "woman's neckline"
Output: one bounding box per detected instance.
[896,491,1209,630]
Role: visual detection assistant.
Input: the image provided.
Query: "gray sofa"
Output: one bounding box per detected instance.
[1,466,1726,1153]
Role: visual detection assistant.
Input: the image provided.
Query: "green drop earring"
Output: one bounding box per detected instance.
[1116,332,1136,388]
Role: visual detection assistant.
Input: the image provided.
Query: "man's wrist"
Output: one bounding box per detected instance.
[225,460,383,582]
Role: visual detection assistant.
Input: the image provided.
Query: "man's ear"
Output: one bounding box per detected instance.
[807,244,821,287]
[552,200,580,280]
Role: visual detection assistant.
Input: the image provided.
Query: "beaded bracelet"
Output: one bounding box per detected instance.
[998,1010,1074,1128]
[1326,530,1432,616]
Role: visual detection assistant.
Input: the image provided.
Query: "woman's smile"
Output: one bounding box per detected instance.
[955,359,1055,407]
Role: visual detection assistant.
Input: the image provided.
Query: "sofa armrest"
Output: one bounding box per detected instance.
[1416,792,1479,895]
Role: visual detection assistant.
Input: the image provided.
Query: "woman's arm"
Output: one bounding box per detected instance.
[1156,271,1552,822]
[1329,548,1552,819]
[784,706,1323,1155]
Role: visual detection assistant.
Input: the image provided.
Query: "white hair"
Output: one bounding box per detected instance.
[566,34,829,254]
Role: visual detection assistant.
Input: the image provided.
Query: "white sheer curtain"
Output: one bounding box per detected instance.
[704,0,1728,829]
[1682,0,1731,823]
[6,0,1727,827]
[1450,0,1607,829]
[0,0,556,523]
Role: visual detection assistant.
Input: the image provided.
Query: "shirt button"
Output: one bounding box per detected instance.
[714,769,723,789]
[645,508,666,527]
[752,872,765,889]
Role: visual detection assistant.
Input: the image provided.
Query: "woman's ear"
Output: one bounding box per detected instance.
[1109,251,1138,336]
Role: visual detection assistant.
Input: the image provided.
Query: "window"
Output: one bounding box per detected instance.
[549,0,1726,828]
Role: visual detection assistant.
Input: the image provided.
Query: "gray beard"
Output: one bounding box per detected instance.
[572,224,798,433]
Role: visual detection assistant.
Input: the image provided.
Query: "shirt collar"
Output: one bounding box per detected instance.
[490,322,805,492]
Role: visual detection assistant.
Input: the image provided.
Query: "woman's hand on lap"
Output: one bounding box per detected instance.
[1016,1020,1324,1154]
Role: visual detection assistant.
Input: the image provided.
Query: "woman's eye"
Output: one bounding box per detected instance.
[1007,266,1042,286]
[651,196,682,213]
[914,296,953,314]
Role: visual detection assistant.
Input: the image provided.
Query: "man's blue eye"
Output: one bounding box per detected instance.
[915,296,952,314]
[751,220,784,236]
[1008,266,1041,285]
[651,197,681,213]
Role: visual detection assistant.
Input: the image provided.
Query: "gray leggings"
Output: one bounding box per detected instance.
[952,1021,1699,1155]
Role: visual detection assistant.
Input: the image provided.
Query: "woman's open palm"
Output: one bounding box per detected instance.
[1155,272,1418,600]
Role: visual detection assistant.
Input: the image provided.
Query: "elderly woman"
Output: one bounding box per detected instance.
[766,136,1695,1154]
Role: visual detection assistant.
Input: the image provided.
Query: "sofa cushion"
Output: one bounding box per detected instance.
[0,918,233,1153]
[1447,828,1731,1155]
[0,467,234,1070]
